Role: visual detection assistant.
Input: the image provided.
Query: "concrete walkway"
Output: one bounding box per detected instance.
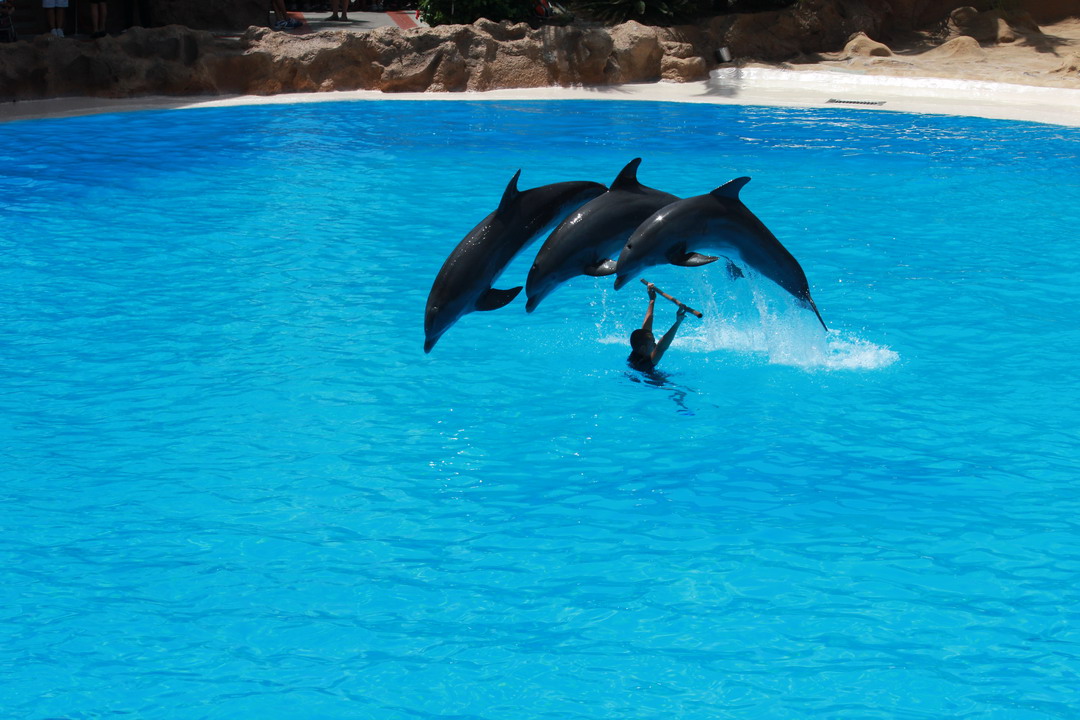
[273,9,427,33]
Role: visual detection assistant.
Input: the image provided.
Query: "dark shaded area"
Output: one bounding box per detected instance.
[626,369,696,416]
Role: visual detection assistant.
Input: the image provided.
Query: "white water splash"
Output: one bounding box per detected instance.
[596,273,898,372]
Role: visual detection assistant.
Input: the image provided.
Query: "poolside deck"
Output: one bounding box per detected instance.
[269,9,427,34]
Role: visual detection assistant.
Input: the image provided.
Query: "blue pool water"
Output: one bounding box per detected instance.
[2,99,1079,719]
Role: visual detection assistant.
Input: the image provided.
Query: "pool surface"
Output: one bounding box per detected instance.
[2,100,1080,718]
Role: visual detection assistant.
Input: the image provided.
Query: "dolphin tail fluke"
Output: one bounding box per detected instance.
[583,259,618,277]
[476,286,522,311]
[804,295,827,331]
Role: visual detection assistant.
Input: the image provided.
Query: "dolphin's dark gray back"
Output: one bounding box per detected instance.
[616,177,827,330]
[424,171,605,352]
[524,159,678,312]
[703,179,826,329]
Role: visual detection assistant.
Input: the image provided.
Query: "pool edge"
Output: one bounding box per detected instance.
[2,72,1079,127]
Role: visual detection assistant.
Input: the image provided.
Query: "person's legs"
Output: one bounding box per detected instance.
[52,0,67,34]
[90,1,106,34]
[271,0,287,24]
[45,4,65,34]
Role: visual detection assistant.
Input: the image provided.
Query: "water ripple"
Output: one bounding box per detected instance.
[2,100,1079,719]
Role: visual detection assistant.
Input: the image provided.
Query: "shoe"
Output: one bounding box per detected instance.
[274,19,289,29]
[327,14,339,20]
[285,18,303,27]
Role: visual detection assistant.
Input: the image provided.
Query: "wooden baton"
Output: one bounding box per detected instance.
[640,279,703,318]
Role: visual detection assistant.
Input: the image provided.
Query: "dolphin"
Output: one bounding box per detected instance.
[524,158,680,313]
[613,177,827,330]
[424,171,606,352]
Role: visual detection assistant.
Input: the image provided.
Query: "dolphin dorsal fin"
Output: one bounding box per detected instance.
[497,170,523,212]
[610,158,643,191]
[710,176,751,201]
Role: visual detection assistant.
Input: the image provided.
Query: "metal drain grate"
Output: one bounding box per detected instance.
[826,98,887,106]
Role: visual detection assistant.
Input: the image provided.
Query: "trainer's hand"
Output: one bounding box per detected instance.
[647,283,657,300]
[677,305,687,319]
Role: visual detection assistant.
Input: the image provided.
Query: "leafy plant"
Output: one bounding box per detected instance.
[572,0,716,25]
[569,0,793,25]
[417,0,530,25]
[416,0,794,27]
[723,0,796,11]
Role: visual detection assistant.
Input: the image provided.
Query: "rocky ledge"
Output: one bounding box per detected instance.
[1,1,1077,101]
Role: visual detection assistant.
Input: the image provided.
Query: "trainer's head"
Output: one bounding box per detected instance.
[629,329,655,355]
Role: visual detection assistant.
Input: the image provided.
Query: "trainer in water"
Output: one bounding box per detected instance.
[628,281,701,372]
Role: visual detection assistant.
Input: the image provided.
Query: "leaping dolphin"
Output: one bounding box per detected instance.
[424,171,606,352]
[613,177,827,330]
[524,158,679,313]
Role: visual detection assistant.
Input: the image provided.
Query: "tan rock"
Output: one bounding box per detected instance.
[1051,53,1080,77]
[661,55,707,82]
[947,7,1043,45]
[2,1,1077,102]
[610,21,663,83]
[924,34,986,60]
[842,31,892,58]
[660,40,698,59]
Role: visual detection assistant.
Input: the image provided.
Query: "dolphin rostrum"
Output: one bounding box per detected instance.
[613,177,827,330]
[524,158,679,313]
[424,171,606,352]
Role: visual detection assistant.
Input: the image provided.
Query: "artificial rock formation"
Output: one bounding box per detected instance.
[924,34,986,60]
[840,31,893,58]
[1053,53,1080,76]
[0,0,1076,101]
[0,0,897,101]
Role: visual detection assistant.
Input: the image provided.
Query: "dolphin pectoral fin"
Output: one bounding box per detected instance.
[583,259,618,277]
[726,260,744,280]
[476,286,522,311]
[670,251,719,268]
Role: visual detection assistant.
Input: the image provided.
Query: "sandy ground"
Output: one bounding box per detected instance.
[2,17,1078,126]
[779,17,1080,91]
